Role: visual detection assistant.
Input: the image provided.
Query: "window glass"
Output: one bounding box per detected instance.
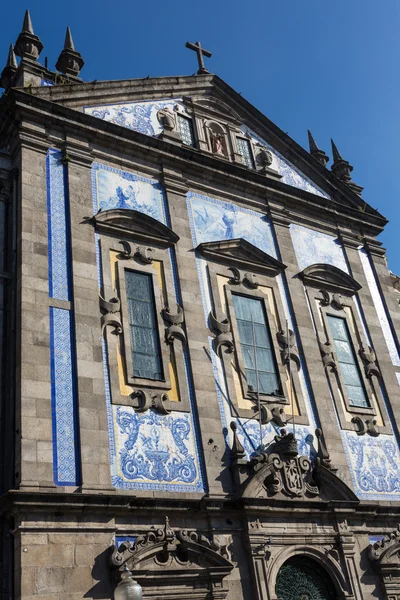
[125,270,163,380]
[327,315,369,408]
[237,137,255,169]
[177,115,195,147]
[232,294,281,395]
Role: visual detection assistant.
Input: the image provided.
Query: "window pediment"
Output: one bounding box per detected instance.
[92,208,179,247]
[300,263,361,295]
[196,238,286,277]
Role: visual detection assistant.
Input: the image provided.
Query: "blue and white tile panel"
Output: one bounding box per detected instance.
[84,97,330,199]
[290,224,400,500]
[92,163,206,492]
[187,192,318,459]
[49,308,80,485]
[241,126,330,199]
[46,149,80,485]
[84,99,185,138]
[359,248,400,367]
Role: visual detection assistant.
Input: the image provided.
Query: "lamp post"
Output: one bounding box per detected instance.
[114,566,142,600]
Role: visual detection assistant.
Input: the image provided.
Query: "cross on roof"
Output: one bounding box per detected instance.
[185,41,212,75]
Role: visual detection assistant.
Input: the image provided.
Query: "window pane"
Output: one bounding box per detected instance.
[327,315,369,408]
[177,115,195,147]
[125,271,163,380]
[232,294,281,396]
[237,137,255,169]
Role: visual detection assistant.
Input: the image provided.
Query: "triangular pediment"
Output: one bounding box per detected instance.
[25,73,384,220]
[300,263,361,295]
[196,238,286,277]
[92,208,179,247]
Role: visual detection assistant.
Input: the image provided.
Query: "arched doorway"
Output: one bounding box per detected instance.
[275,556,337,600]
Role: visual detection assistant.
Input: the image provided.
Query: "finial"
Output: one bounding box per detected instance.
[15,10,43,60]
[55,27,84,77]
[230,421,245,460]
[64,26,75,51]
[0,45,18,89]
[315,428,335,471]
[307,130,329,167]
[22,10,34,34]
[330,139,363,195]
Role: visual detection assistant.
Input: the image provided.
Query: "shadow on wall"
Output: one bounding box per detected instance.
[85,548,114,599]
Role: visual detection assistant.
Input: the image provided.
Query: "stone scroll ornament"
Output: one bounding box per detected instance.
[277,328,301,370]
[119,240,154,264]
[359,344,381,379]
[99,292,122,334]
[228,267,260,289]
[318,339,337,370]
[351,415,380,437]
[209,310,234,354]
[162,304,187,346]
[130,390,170,415]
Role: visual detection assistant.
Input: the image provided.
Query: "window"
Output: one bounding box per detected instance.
[125,270,163,380]
[237,137,255,169]
[327,315,369,408]
[232,294,281,395]
[177,115,195,147]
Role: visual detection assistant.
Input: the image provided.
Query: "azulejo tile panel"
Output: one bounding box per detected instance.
[359,248,400,367]
[112,408,201,491]
[84,99,184,137]
[49,307,80,485]
[241,126,330,199]
[46,149,72,301]
[290,224,348,272]
[342,430,400,500]
[46,149,80,486]
[187,192,318,459]
[92,163,206,492]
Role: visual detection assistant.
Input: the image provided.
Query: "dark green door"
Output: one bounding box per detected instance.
[276,556,337,600]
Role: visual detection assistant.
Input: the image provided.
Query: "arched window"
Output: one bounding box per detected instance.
[276,556,336,600]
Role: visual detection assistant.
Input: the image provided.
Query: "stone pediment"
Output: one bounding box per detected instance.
[300,263,361,295]
[183,94,243,125]
[92,208,179,247]
[109,517,234,599]
[196,238,286,277]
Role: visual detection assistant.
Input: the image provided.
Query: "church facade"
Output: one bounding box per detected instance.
[1,11,400,600]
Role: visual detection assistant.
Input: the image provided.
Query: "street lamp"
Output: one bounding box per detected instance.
[114,566,142,600]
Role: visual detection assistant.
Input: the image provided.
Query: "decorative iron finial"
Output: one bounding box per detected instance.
[330,139,363,195]
[55,27,84,77]
[185,41,212,74]
[14,10,43,60]
[0,45,18,89]
[230,421,245,460]
[307,130,329,167]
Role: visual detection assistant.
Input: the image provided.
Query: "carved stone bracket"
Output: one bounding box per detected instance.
[318,290,345,311]
[277,329,300,371]
[209,310,234,354]
[318,339,337,370]
[162,304,187,346]
[359,344,381,379]
[99,293,122,334]
[352,416,380,437]
[131,390,171,415]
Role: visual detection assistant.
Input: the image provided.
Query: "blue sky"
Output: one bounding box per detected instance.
[2,1,399,271]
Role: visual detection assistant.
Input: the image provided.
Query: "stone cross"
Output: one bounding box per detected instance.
[185,41,212,74]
